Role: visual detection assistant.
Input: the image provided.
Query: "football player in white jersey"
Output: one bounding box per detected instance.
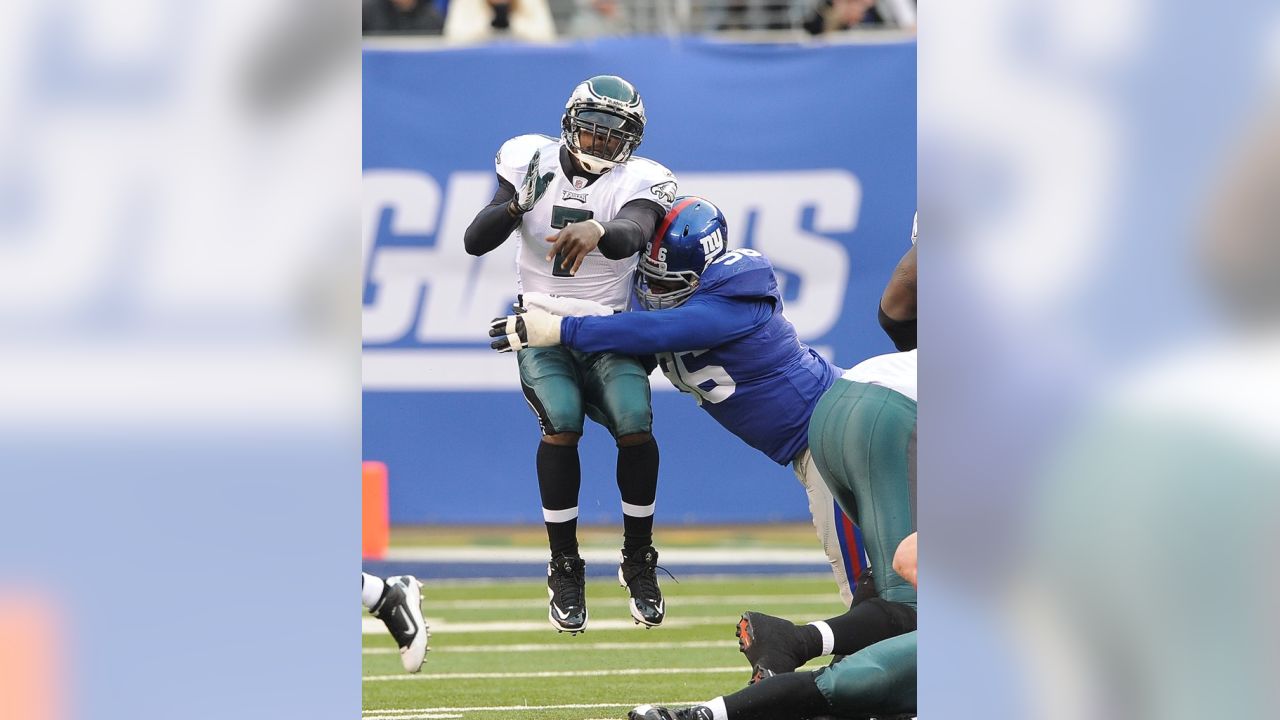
[463,75,677,634]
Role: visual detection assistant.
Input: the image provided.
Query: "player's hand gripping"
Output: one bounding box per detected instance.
[508,151,555,215]
[545,218,606,276]
[488,305,563,352]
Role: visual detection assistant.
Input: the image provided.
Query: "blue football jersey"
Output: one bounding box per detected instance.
[561,249,840,465]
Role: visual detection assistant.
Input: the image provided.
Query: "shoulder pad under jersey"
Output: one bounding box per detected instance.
[495,134,559,185]
[618,156,678,208]
[697,250,780,302]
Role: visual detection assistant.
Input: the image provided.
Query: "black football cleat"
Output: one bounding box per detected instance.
[736,610,812,684]
[370,575,429,673]
[628,705,713,720]
[618,545,666,627]
[547,554,588,633]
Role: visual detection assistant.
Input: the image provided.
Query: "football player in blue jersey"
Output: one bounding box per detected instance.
[490,197,919,719]
[490,196,868,607]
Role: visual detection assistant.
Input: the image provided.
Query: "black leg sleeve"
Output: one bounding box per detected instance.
[616,437,659,552]
[825,598,917,656]
[723,670,831,720]
[537,441,582,557]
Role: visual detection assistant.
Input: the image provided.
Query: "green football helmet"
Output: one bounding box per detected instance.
[561,75,646,174]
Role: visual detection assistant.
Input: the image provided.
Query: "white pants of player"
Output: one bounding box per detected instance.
[793,448,856,607]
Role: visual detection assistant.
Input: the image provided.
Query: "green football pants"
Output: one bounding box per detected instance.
[516,346,652,439]
[815,630,917,717]
[808,380,917,606]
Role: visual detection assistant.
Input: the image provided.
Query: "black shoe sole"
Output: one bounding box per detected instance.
[736,612,781,685]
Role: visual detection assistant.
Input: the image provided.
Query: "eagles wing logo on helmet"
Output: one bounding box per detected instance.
[649,181,677,205]
[562,75,646,174]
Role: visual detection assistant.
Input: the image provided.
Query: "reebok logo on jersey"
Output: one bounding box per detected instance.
[562,189,589,203]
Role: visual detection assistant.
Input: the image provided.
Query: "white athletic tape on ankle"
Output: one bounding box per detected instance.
[705,697,728,720]
[361,573,385,610]
[542,506,579,523]
[809,620,835,657]
[621,500,656,517]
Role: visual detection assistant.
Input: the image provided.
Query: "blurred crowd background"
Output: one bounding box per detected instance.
[363,0,916,40]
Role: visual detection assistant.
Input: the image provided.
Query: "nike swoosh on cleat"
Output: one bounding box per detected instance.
[398,610,416,635]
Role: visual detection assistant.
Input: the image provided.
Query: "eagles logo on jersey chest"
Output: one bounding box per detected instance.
[561,175,591,203]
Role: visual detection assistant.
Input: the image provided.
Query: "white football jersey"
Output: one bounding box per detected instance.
[842,349,917,402]
[496,134,677,310]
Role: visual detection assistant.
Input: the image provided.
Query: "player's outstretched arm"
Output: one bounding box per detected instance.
[463,176,521,256]
[543,199,664,275]
[562,295,767,355]
[465,152,555,256]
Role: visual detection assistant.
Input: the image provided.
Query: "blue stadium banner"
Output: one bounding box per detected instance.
[364,36,916,524]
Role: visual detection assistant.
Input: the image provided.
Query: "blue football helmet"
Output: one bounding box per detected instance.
[636,197,728,309]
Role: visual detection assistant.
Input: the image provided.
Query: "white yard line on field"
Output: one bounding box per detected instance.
[362,616,737,635]
[383,547,826,563]
[422,593,839,610]
[363,639,730,654]
[366,712,460,717]
[363,665,744,682]
[363,701,705,717]
[416,573,830,587]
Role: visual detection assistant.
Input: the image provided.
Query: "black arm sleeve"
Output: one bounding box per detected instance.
[597,198,665,260]
[463,176,520,256]
[878,305,917,351]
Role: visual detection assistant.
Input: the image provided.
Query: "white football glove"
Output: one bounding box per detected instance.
[488,306,563,352]
[508,151,555,215]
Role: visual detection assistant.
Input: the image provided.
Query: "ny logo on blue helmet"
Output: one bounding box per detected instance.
[636,196,729,309]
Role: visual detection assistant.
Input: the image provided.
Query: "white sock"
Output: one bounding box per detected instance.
[808,620,835,656]
[705,696,728,720]
[362,572,386,609]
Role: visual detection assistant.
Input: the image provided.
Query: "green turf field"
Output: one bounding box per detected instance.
[362,574,845,720]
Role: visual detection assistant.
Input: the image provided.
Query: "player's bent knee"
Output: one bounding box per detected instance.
[543,432,581,447]
[615,432,653,448]
[608,407,652,439]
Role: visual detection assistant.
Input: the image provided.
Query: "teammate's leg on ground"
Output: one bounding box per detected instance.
[736,598,915,684]
[816,631,917,718]
[633,632,916,720]
[631,671,830,720]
